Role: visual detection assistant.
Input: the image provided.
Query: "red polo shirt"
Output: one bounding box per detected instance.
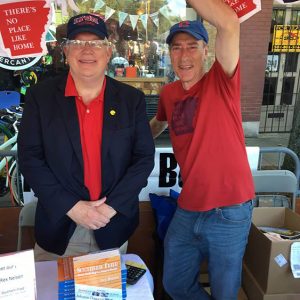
[65,73,106,200]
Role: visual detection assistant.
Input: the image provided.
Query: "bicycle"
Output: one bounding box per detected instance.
[0,106,24,206]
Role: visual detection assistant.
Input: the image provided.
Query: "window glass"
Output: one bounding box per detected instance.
[272,9,285,26]
[63,0,189,83]
[284,53,298,72]
[290,10,300,25]
[263,77,278,106]
[1,0,197,96]
[280,76,295,105]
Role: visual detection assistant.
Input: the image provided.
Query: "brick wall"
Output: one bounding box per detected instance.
[240,0,274,122]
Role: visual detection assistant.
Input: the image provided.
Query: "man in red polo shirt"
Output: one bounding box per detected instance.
[18,13,154,260]
[150,0,254,299]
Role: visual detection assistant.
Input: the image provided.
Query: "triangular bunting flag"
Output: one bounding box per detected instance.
[46,30,56,42]
[93,0,105,11]
[140,14,148,30]
[159,5,171,20]
[150,12,159,27]
[118,11,128,27]
[105,6,116,21]
[129,14,139,30]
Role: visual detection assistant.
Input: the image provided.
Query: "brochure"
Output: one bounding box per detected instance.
[57,248,126,300]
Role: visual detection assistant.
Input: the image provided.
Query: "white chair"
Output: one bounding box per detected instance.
[17,200,37,251]
[252,170,298,211]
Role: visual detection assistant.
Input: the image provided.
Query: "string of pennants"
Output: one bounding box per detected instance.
[88,0,186,30]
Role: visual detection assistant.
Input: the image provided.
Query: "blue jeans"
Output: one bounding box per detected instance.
[163,200,253,300]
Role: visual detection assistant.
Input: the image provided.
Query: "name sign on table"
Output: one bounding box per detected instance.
[0,249,36,300]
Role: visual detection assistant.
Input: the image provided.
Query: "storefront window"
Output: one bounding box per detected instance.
[54,0,189,81]
[1,0,201,96]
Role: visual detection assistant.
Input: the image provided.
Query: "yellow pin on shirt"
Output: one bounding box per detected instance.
[110,110,116,116]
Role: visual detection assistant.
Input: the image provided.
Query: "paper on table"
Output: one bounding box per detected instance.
[126,270,154,300]
[124,254,154,300]
[291,242,300,278]
[0,249,36,300]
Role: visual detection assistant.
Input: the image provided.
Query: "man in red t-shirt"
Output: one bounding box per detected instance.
[150,0,254,299]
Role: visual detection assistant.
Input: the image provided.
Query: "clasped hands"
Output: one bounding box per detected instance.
[67,197,117,230]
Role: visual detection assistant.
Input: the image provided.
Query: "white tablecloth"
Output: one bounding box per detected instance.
[35,253,154,300]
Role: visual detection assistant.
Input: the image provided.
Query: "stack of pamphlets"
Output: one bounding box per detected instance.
[121,260,127,300]
[57,256,75,299]
[258,226,300,240]
[57,248,127,300]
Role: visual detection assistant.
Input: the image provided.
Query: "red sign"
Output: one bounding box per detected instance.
[0,0,51,58]
[224,0,261,23]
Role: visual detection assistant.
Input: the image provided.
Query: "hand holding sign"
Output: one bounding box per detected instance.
[224,0,261,22]
[0,0,51,58]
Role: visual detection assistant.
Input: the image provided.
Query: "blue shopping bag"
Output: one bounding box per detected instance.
[149,189,179,240]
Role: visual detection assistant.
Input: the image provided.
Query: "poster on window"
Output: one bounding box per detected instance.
[224,0,261,22]
[266,55,279,72]
[0,0,51,59]
[272,25,300,52]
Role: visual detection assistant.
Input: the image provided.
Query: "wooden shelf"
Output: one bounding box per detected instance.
[115,77,167,95]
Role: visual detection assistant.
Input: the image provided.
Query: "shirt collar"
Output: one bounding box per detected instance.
[65,72,106,102]
[65,72,78,97]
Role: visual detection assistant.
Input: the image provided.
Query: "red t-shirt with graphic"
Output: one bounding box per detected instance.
[157,60,255,211]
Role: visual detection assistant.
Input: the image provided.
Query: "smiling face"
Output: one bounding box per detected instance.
[63,32,112,82]
[169,32,208,90]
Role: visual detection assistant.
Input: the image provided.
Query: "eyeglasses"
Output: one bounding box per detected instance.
[63,38,110,49]
[170,44,203,54]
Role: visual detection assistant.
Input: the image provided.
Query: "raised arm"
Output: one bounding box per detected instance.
[187,0,240,76]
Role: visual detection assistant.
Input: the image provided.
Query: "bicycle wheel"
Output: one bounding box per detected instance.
[9,162,24,206]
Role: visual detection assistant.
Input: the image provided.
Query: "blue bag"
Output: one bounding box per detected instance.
[149,189,179,240]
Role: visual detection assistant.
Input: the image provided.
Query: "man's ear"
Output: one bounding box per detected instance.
[106,46,113,62]
[203,43,209,59]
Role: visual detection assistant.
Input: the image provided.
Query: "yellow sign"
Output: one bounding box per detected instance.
[272,25,300,52]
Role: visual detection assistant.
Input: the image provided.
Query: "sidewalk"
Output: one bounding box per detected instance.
[245,133,290,148]
[246,133,291,168]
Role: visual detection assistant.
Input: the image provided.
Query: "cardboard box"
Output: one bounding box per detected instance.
[244,207,300,294]
[243,264,300,300]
